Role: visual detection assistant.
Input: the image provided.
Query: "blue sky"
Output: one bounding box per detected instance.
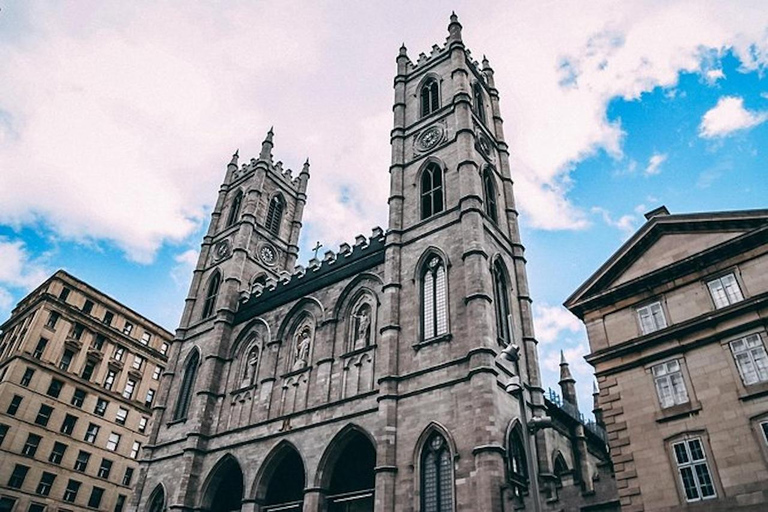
[1,1,767,414]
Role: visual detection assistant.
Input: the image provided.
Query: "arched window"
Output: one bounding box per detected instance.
[147,486,165,512]
[201,272,220,320]
[422,255,448,340]
[493,261,511,346]
[173,350,199,421]
[421,78,440,118]
[421,431,453,512]
[483,169,498,224]
[265,195,284,237]
[508,425,528,496]
[553,453,569,480]
[473,83,486,123]
[226,190,243,227]
[421,163,444,220]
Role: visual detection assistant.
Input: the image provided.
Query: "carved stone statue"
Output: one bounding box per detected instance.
[353,304,372,349]
[293,327,311,370]
[243,346,259,386]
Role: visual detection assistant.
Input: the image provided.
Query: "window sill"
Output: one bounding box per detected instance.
[166,417,188,427]
[655,401,702,423]
[340,344,377,359]
[281,365,311,379]
[412,333,452,351]
[739,380,768,401]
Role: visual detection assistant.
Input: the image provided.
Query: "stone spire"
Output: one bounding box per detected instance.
[229,149,239,167]
[592,380,604,427]
[559,350,578,407]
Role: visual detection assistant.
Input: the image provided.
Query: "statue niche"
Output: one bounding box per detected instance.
[242,344,260,387]
[292,322,313,371]
[351,302,373,351]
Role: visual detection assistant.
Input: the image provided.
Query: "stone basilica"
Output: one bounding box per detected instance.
[132,15,618,512]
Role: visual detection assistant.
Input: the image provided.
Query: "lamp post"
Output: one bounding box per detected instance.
[499,343,548,512]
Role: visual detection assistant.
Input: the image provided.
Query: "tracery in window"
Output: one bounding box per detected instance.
[265,195,284,237]
[173,350,199,421]
[493,261,512,346]
[473,83,486,123]
[226,190,243,228]
[201,272,221,319]
[421,163,444,220]
[422,256,448,340]
[421,432,453,512]
[483,169,498,223]
[420,78,440,118]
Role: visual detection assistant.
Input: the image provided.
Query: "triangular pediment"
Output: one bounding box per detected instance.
[611,230,745,287]
[565,208,768,314]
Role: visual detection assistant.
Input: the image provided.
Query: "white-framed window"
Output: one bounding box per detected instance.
[122,379,137,400]
[652,360,689,408]
[637,301,667,335]
[103,370,117,390]
[106,432,121,451]
[671,438,716,502]
[138,417,148,433]
[130,441,141,459]
[140,332,151,345]
[132,355,144,370]
[160,342,170,356]
[707,273,743,309]
[422,255,448,340]
[152,366,162,380]
[123,322,134,336]
[729,333,768,385]
[113,346,125,361]
[115,407,128,425]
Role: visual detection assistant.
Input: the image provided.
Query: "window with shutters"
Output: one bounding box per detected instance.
[421,256,449,341]
[420,78,440,117]
[265,194,285,237]
[420,163,444,220]
[420,432,453,512]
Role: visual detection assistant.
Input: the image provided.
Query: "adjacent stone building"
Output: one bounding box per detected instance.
[0,271,172,512]
[565,206,768,511]
[132,16,618,512]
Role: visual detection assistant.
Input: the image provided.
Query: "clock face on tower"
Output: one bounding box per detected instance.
[259,244,277,266]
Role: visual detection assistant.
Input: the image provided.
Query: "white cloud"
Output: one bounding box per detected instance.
[171,249,199,287]
[644,152,667,176]
[0,237,49,290]
[699,96,768,138]
[592,207,637,237]
[2,2,768,260]
[705,68,725,83]
[0,288,13,312]
[534,303,583,345]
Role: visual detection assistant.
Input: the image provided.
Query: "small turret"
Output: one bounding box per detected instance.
[592,380,604,427]
[481,55,496,88]
[447,11,463,43]
[559,350,578,408]
[259,127,274,162]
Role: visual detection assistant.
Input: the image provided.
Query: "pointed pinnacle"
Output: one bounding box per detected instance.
[399,43,408,56]
[450,11,458,23]
[304,157,310,166]
[229,149,239,166]
[560,349,567,365]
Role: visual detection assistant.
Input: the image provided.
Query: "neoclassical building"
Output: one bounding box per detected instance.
[132,16,617,512]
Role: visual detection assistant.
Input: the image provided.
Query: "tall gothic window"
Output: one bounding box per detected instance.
[421,163,444,220]
[421,78,440,118]
[483,169,498,224]
[226,190,243,227]
[508,425,528,496]
[201,272,220,319]
[493,261,511,346]
[265,195,284,237]
[148,486,165,512]
[473,83,486,123]
[421,432,453,512]
[173,350,199,421]
[422,256,448,340]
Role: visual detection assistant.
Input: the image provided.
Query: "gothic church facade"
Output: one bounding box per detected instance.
[132,16,617,512]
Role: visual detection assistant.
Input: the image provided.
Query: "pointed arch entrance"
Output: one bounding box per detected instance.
[254,442,306,512]
[318,426,376,512]
[202,455,244,512]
